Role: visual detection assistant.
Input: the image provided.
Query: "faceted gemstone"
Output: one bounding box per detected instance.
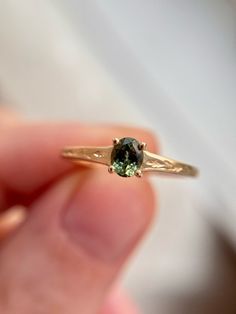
[111,137,143,177]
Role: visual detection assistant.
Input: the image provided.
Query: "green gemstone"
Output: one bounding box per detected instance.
[111,137,143,177]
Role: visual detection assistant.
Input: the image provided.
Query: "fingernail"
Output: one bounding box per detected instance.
[63,171,152,263]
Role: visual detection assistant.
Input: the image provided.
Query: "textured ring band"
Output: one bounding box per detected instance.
[62,137,198,178]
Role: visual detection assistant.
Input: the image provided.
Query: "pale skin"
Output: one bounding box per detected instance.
[0,109,158,314]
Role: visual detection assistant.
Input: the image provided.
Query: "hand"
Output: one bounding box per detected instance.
[0,109,157,314]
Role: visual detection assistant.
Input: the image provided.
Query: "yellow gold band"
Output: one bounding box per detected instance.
[62,143,198,178]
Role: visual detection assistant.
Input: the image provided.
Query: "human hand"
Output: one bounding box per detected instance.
[0,109,157,314]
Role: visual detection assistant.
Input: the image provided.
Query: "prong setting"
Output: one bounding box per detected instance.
[112,138,120,145]
[135,169,143,178]
[138,142,147,150]
[111,137,144,177]
[108,165,115,173]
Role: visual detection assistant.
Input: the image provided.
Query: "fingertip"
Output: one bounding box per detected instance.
[101,286,140,314]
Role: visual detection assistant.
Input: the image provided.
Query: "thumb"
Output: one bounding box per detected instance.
[0,168,155,314]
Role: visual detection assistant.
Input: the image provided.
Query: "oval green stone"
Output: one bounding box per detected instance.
[111,137,143,177]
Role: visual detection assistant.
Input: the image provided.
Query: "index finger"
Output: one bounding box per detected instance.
[0,122,157,208]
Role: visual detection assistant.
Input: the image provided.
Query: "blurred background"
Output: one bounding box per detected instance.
[0,1,236,313]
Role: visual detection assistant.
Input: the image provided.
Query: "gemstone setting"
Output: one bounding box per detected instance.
[111,137,144,177]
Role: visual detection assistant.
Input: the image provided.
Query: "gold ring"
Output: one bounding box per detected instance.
[62,137,198,178]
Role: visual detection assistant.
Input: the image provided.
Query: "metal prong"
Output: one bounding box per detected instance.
[112,138,120,145]
[108,165,115,173]
[135,169,143,178]
[138,142,147,150]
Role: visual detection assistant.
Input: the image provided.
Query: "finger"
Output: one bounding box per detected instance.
[0,107,23,129]
[0,122,157,211]
[100,287,140,314]
[0,168,156,314]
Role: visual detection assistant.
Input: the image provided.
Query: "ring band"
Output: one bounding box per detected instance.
[62,137,198,178]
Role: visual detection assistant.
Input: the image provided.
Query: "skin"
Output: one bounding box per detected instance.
[0,109,158,314]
